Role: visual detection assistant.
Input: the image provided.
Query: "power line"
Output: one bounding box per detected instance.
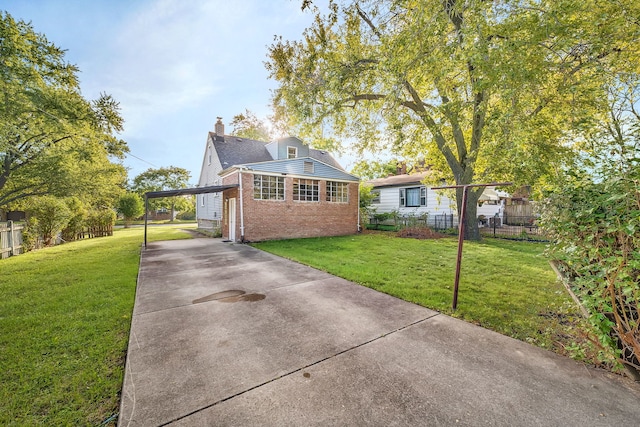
[126,152,157,167]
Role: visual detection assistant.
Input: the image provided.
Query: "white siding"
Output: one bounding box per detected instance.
[371,186,456,216]
[196,136,224,224]
[477,201,503,219]
[371,184,506,220]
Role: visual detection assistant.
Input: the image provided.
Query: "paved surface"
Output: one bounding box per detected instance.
[119,237,640,426]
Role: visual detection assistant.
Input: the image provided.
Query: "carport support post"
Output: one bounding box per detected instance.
[144,194,149,248]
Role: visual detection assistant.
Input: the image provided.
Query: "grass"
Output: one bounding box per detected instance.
[0,225,194,426]
[253,232,592,360]
[114,219,196,226]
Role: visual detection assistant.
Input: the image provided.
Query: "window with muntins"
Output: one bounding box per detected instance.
[254,174,285,200]
[372,189,380,204]
[326,181,348,203]
[287,146,297,159]
[293,178,319,201]
[400,187,426,207]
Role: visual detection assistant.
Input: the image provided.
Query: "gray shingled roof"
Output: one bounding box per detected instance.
[211,132,345,171]
[212,133,272,168]
[367,171,431,188]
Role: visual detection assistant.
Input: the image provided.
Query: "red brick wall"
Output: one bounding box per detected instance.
[222,171,359,242]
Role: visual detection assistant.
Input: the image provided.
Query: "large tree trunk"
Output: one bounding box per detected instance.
[456,187,481,241]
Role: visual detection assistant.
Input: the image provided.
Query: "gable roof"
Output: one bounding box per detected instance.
[210,132,346,172]
[237,157,358,182]
[211,133,272,168]
[367,171,431,188]
[309,148,344,170]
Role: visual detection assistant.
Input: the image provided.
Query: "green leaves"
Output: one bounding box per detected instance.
[540,141,640,372]
[130,166,192,217]
[116,193,144,227]
[0,12,127,210]
[267,0,639,240]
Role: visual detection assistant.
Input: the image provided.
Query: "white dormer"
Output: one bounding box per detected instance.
[266,137,309,160]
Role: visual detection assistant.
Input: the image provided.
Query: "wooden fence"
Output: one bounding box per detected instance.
[504,204,533,222]
[75,225,113,240]
[0,221,24,259]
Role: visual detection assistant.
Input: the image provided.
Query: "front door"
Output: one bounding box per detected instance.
[228,198,236,241]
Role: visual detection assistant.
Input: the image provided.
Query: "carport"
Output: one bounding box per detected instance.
[143,184,238,247]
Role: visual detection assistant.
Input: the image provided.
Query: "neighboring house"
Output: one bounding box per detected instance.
[196,118,360,242]
[366,172,507,225]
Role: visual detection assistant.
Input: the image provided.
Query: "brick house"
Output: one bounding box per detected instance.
[196,119,360,242]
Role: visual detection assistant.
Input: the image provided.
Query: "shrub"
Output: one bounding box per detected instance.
[27,196,72,246]
[540,169,639,377]
[61,197,88,242]
[177,211,195,220]
[116,193,144,228]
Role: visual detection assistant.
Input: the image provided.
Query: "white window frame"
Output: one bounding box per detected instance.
[371,189,381,204]
[400,186,427,207]
[293,178,319,202]
[253,174,285,200]
[287,146,297,159]
[326,181,348,203]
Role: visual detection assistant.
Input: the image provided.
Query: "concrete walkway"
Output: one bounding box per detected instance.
[119,237,640,426]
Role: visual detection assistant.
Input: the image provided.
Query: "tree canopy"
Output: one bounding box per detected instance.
[0,12,128,211]
[266,0,640,239]
[230,109,271,141]
[131,166,191,219]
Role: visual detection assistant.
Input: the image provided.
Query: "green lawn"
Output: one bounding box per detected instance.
[253,232,589,358]
[0,227,597,425]
[0,225,194,426]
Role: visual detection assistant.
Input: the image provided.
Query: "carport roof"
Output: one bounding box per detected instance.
[145,184,238,199]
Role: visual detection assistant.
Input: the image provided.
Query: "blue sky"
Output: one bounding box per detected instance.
[3,0,354,185]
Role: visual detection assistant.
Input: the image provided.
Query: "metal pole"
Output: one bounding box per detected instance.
[452,186,469,310]
[431,182,512,310]
[144,195,149,248]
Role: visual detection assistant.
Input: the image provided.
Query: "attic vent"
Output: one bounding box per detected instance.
[304,161,314,174]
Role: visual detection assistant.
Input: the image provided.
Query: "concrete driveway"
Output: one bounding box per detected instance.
[119,237,640,426]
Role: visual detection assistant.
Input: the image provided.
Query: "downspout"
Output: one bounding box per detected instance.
[357,182,361,232]
[238,167,245,242]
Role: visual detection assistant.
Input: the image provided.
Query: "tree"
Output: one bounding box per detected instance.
[116,193,144,228]
[0,12,128,212]
[267,0,639,239]
[27,196,72,246]
[230,109,272,141]
[350,158,425,180]
[131,166,191,220]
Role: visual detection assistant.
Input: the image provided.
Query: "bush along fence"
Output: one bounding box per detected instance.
[367,212,547,242]
[0,221,24,259]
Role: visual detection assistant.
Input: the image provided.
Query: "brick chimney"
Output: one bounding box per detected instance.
[214,117,224,138]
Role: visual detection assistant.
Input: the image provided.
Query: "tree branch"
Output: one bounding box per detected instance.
[402,79,464,179]
[356,3,382,39]
[0,184,49,207]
